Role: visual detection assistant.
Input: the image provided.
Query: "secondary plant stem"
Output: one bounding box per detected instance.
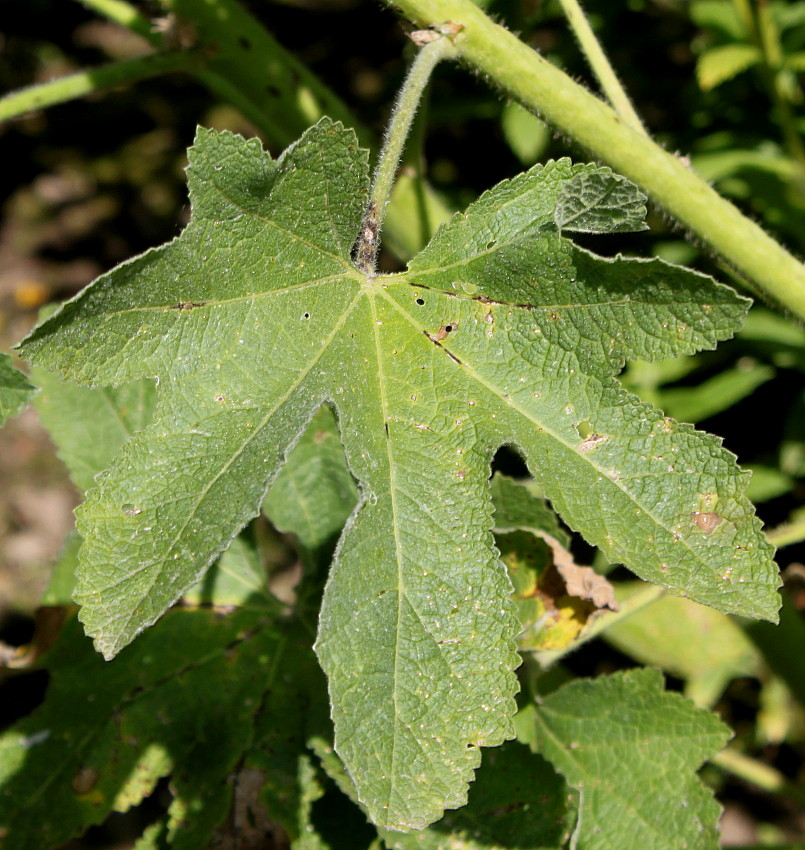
[557,0,648,136]
[382,0,805,320]
[0,51,193,123]
[714,748,805,808]
[75,0,162,46]
[767,519,805,548]
[355,32,457,275]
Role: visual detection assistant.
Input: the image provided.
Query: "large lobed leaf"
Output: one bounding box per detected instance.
[18,119,779,830]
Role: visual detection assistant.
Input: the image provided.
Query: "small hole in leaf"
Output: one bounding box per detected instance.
[303,312,310,319]
[444,324,454,333]
[416,298,425,306]
[486,240,497,250]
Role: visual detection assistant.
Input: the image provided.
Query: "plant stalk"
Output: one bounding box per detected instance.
[557,0,648,136]
[381,0,805,320]
[355,33,457,275]
[0,51,193,123]
[766,519,805,548]
[713,748,805,808]
[75,0,162,46]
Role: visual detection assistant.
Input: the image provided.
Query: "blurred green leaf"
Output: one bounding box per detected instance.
[696,44,761,90]
[501,100,550,165]
[690,0,748,40]
[745,464,794,503]
[0,352,36,425]
[658,360,774,423]
[604,589,760,706]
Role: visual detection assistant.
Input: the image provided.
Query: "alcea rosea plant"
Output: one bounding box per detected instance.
[0,27,781,848]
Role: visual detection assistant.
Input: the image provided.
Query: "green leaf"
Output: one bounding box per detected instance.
[33,368,157,492]
[696,44,761,91]
[0,352,36,424]
[603,589,760,706]
[523,668,731,850]
[264,405,358,553]
[312,735,571,850]
[19,120,779,830]
[0,606,284,850]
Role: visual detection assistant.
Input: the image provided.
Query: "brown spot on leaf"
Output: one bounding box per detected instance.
[692,511,723,534]
[578,433,607,453]
[434,321,457,342]
[72,767,99,795]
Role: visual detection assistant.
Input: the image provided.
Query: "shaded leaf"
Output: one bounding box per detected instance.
[263,405,358,553]
[491,473,568,546]
[312,736,571,850]
[696,44,761,91]
[0,352,35,424]
[0,606,283,850]
[33,368,156,493]
[523,668,731,850]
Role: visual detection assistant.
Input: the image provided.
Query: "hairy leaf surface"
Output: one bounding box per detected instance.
[18,119,778,830]
[521,669,731,850]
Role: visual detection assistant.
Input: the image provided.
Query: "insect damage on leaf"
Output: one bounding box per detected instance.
[17,118,780,831]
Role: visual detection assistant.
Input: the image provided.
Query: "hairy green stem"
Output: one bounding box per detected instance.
[355,33,456,275]
[766,519,805,548]
[75,0,162,46]
[557,0,647,136]
[382,0,805,320]
[0,51,193,123]
[713,748,805,808]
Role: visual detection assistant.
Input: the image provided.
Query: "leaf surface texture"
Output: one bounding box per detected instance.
[19,119,779,830]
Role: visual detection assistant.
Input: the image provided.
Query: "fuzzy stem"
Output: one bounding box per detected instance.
[0,51,193,123]
[557,0,648,136]
[355,34,457,275]
[766,519,805,548]
[713,748,805,808]
[381,0,805,320]
[74,0,162,46]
